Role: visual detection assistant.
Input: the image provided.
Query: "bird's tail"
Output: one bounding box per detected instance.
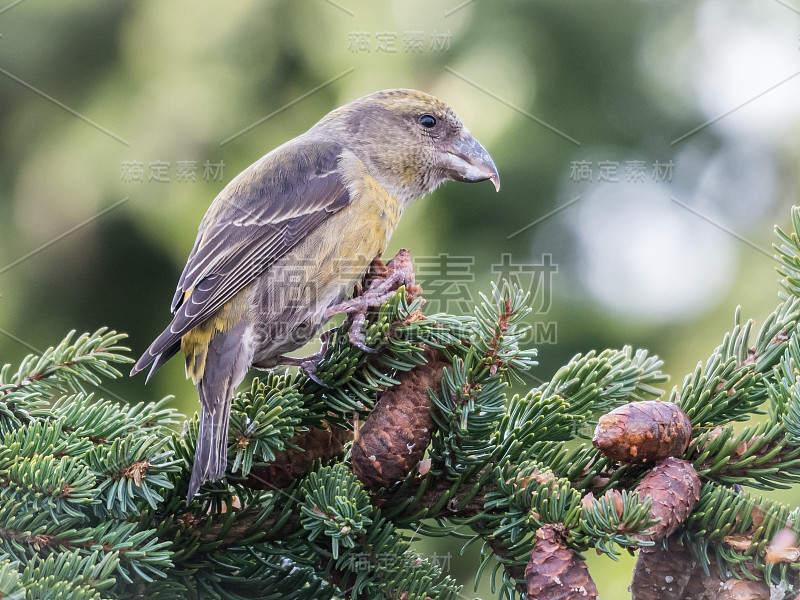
[184,317,252,503]
[187,378,233,502]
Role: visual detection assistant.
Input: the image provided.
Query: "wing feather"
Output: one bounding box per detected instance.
[132,137,352,376]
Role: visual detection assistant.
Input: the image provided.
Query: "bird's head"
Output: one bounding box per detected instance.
[315,89,500,203]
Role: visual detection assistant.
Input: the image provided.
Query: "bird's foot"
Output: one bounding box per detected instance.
[277,354,326,386]
[269,328,335,387]
[381,249,421,299]
[325,249,421,353]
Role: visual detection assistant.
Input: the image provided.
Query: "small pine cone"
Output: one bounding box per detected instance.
[634,457,701,542]
[630,541,695,600]
[351,347,447,489]
[525,524,598,600]
[581,489,625,519]
[593,400,692,464]
[246,425,352,490]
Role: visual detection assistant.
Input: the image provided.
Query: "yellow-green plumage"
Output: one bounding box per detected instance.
[131,89,499,502]
[181,291,250,384]
[299,166,405,294]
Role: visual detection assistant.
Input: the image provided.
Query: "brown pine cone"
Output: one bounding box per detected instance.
[525,524,598,600]
[246,425,352,490]
[632,540,772,600]
[351,347,448,489]
[682,556,771,600]
[593,400,692,464]
[630,541,695,600]
[634,457,701,542]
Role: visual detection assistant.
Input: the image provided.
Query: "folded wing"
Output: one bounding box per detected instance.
[131,138,352,378]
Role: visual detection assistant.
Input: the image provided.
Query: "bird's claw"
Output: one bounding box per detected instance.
[273,327,336,387]
[347,312,379,354]
[351,339,379,354]
[275,353,329,387]
[300,359,328,387]
[326,249,420,355]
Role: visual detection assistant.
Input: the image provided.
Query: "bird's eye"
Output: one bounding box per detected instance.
[418,114,437,128]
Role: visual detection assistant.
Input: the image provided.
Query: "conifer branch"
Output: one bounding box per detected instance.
[7,211,800,598]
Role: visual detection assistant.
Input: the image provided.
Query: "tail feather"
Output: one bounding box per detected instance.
[131,325,183,377]
[144,345,180,383]
[184,319,253,503]
[187,380,232,501]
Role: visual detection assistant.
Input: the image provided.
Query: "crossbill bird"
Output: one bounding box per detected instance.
[131,89,500,501]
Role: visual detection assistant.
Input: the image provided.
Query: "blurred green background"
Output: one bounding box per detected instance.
[1,1,799,596]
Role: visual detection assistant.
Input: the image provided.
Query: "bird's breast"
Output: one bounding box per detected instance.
[294,171,406,310]
[344,172,404,253]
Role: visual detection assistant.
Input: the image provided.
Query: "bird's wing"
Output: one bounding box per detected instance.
[131,139,352,376]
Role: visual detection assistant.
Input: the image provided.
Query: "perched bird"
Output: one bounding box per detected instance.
[131,88,500,501]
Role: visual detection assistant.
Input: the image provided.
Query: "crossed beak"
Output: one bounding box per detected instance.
[442,134,500,192]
